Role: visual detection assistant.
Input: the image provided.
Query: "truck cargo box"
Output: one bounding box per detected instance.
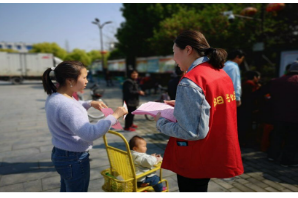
[0,52,62,84]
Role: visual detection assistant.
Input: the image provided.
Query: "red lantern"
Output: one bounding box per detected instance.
[241,7,258,16]
[266,3,285,12]
[100,51,107,54]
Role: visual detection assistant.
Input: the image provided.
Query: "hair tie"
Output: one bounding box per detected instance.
[51,67,55,71]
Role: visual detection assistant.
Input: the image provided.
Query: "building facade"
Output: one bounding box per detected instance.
[0,42,33,53]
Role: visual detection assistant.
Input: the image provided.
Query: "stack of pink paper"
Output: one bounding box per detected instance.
[132,102,177,122]
[101,108,123,130]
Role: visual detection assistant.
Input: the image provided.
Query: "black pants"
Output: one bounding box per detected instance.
[125,106,137,128]
[267,121,298,165]
[177,174,210,192]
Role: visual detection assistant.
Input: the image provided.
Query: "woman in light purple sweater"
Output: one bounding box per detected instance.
[42,61,127,192]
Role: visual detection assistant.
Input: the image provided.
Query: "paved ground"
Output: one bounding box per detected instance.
[0,79,298,192]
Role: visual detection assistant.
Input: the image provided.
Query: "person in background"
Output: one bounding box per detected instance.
[223,49,246,107]
[129,135,164,192]
[237,71,261,147]
[140,73,152,95]
[122,70,145,131]
[42,61,127,192]
[261,61,298,167]
[154,30,243,192]
[283,63,292,76]
[105,70,114,87]
[168,65,184,100]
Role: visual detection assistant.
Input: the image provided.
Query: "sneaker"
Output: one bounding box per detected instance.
[124,127,136,132]
[131,124,138,128]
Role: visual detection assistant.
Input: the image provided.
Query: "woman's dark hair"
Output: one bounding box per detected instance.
[245,71,260,80]
[227,49,246,60]
[175,65,183,76]
[174,30,227,69]
[42,61,86,95]
[129,135,144,150]
[128,69,138,78]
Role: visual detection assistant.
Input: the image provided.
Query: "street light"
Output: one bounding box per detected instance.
[92,18,112,70]
[221,9,264,48]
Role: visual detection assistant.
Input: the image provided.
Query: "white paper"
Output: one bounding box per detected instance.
[123,101,128,120]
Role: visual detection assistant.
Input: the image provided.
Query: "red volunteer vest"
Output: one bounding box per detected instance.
[161,62,244,178]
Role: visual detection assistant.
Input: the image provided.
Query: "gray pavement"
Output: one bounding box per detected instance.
[0,79,298,192]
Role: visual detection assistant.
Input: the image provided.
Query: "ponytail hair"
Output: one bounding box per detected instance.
[174,30,227,69]
[42,68,57,95]
[204,48,227,69]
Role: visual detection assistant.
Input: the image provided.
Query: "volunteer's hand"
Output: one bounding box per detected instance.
[164,100,175,107]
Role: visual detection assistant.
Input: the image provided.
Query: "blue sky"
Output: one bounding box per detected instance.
[0,3,125,52]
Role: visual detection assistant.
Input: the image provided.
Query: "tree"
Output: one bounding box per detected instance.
[87,50,110,69]
[115,3,193,69]
[64,49,91,67]
[0,49,18,52]
[87,50,102,63]
[30,42,67,60]
[150,3,298,78]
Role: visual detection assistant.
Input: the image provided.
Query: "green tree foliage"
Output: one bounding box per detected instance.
[87,50,102,63]
[64,49,91,67]
[151,4,261,53]
[30,42,67,60]
[115,3,193,67]
[87,50,110,68]
[0,49,18,52]
[116,3,298,73]
[108,47,125,60]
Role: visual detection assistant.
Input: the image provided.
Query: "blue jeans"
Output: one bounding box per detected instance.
[141,175,163,192]
[51,147,90,192]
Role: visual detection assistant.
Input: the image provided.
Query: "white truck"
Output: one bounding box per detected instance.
[0,52,62,84]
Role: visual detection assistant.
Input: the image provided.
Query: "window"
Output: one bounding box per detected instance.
[7,45,12,49]
[17,45,22,50]
[26,45,32,50]
[0,45,2,49]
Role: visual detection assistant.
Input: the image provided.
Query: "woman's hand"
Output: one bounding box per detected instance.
[164,100,175,107]
[91,101,108,110]
[112,107,128,120]
[139,90,145,96]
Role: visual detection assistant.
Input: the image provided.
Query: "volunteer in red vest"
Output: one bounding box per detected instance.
[154,30,244,192]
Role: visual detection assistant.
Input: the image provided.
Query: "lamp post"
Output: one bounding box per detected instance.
[92,18,112,70]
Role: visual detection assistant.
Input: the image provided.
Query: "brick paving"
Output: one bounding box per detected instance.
[0,79,298,192]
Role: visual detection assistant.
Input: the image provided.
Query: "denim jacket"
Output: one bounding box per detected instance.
[156,56,211,141]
